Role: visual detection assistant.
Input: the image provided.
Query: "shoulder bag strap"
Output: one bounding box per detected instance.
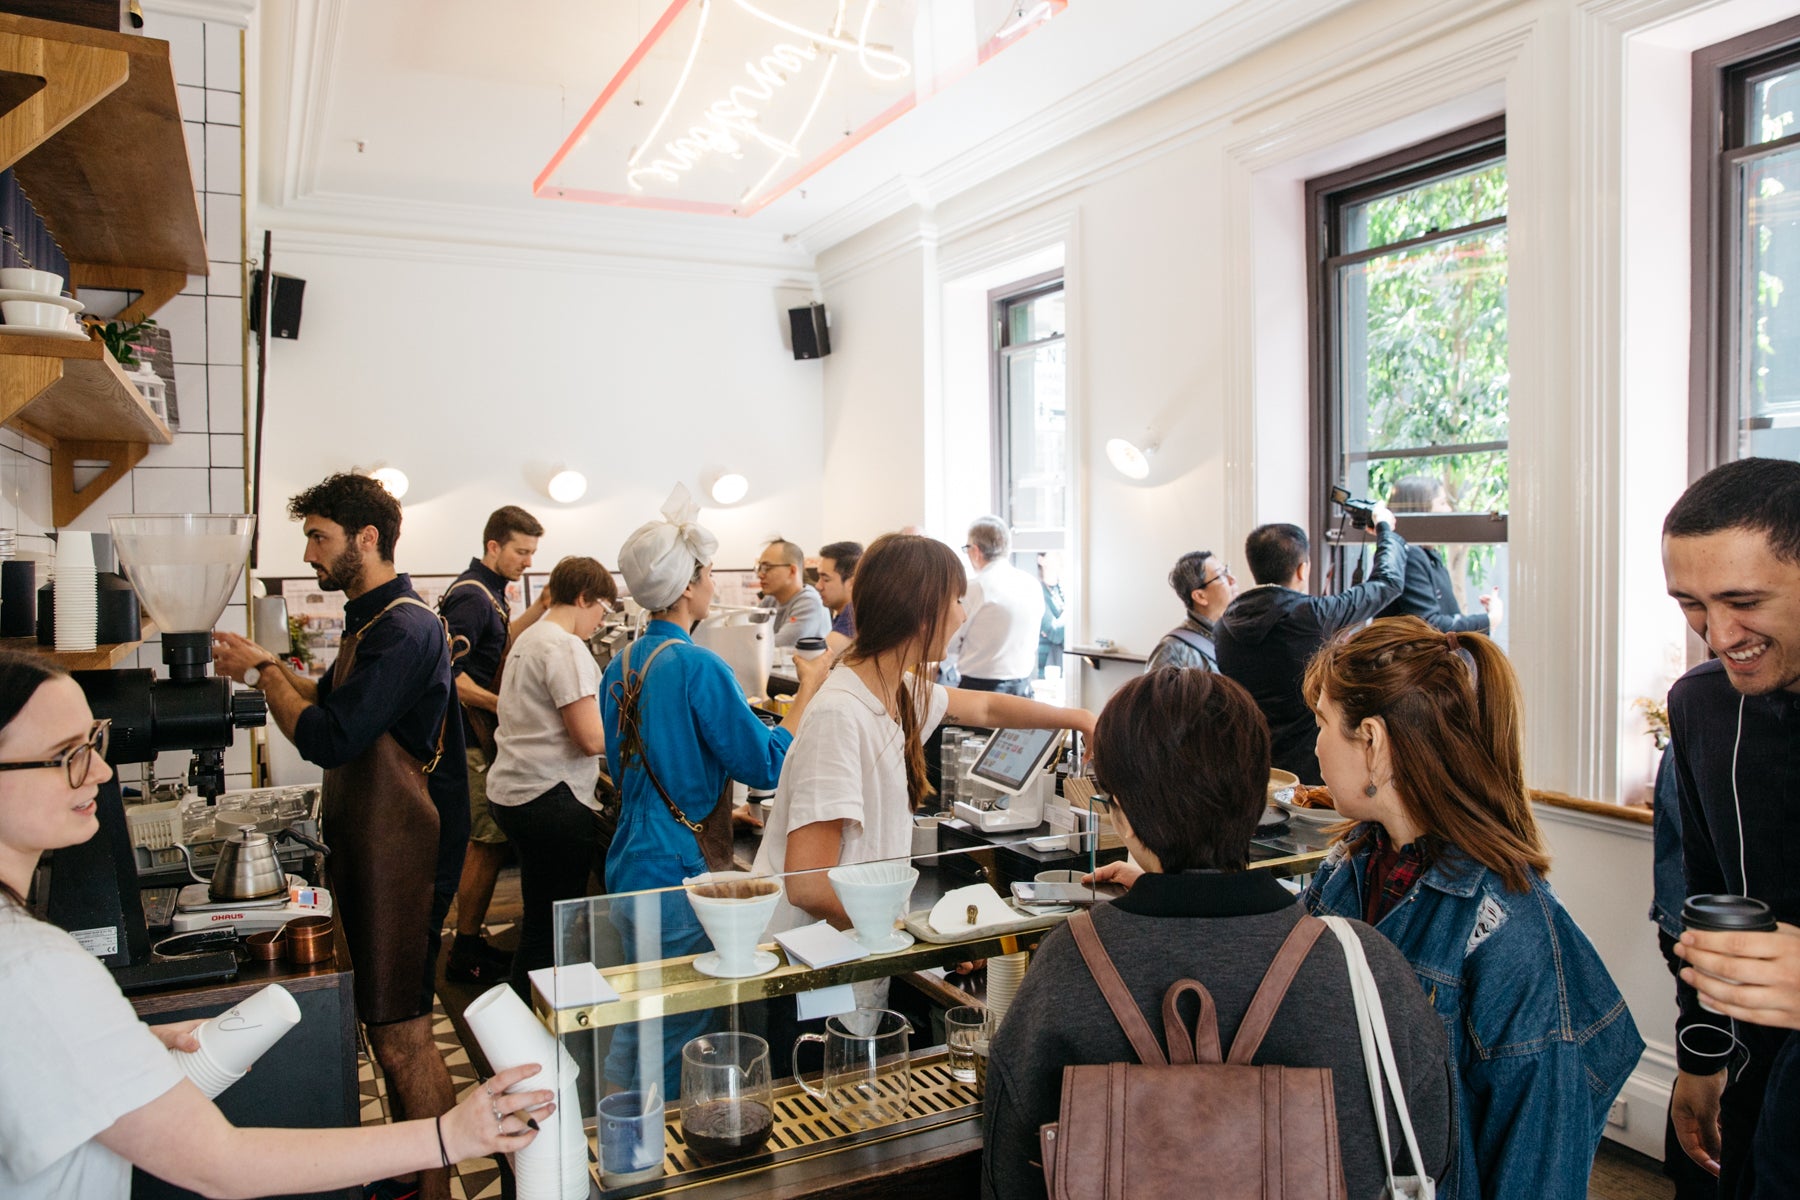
[612,639,710,836]
[1323,915,1433,1192]
[1068,911,1169,1067]
[1226,915,1327,1064]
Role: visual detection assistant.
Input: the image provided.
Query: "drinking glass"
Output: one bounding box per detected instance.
[944,1006,985,1083]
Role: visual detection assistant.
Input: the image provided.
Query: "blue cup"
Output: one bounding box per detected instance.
[599,1090,665,1186]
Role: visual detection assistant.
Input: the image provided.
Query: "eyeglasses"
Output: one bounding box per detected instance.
[1202,565,1233,587]
[0,719,111,788]
[754,562,789,575]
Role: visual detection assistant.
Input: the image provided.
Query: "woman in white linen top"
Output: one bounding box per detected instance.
[753,534,1096,933]
[0,652,552,1200]
[485,555,616,998]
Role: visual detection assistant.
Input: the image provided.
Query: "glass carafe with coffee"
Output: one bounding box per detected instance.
[680,1032,775,1163]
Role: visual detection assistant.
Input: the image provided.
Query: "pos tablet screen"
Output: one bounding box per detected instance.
[968,727,1064,795]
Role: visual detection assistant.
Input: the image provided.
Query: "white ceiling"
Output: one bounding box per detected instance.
[255,0,1347,266]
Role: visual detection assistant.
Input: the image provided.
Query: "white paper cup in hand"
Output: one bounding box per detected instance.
[171,983,302,1097]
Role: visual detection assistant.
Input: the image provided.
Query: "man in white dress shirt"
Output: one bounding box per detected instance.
[943,516,1045,697]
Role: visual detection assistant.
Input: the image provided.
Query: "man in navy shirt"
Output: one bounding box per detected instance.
[215,473,466,1200]
[441,505,548,983]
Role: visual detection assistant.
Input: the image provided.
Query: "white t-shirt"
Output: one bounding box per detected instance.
[753,668,948,933]
[943,559,1046,681]
[0,902,183,1199]
[487,620,603,809]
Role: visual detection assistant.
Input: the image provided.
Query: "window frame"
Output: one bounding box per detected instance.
[1304,116,1510,578]
[988,269,1067,536]
[1691,15,1800,476]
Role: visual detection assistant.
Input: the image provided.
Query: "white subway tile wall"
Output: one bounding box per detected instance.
[0,14,252,791]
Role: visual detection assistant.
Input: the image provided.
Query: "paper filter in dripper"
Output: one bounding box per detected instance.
[110,514,255,634]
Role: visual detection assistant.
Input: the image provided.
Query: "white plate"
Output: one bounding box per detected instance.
[1274,797,1342,826]
[853,928,916,956]
[0,289,82,310]
[691,949,781,978]
[0,323,90,341]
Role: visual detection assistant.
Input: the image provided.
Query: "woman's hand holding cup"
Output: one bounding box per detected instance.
[441,1062,556,1164]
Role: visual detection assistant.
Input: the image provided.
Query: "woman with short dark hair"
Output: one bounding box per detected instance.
[486,555,618,997]
[981,667,1452,1200]
[1302,617,1642,1199]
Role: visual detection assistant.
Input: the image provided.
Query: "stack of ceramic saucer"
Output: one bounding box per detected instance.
[53,531,97,652]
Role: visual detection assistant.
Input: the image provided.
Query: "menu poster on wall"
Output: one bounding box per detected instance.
[274,574,525,677]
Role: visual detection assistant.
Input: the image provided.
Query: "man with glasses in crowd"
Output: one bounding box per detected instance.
[755,539,832,649]
[1146,550,1238,673]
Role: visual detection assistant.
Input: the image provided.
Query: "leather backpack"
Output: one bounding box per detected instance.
[1038,911,1347,1200]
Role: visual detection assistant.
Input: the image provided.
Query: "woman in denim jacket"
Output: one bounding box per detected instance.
[1300,618,1644,1200]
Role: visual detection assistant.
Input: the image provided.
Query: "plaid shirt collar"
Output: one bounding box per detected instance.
[1364,824,1430,926]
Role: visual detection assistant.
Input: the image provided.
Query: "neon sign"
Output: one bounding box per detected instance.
[535,0,1067,217]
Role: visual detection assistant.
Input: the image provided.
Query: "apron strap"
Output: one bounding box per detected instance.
[357,595,454,774]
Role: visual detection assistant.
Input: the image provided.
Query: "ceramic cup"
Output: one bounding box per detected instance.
[0,267,62,294]
[599,1090,666,1187]
[2,300,66,329]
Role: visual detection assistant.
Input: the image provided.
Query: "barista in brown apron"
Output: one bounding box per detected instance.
[321,596,446,1024]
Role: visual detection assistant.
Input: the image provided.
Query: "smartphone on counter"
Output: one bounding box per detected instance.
[1011,881,1109,906]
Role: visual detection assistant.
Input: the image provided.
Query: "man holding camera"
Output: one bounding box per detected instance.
[1215,502,1404,782]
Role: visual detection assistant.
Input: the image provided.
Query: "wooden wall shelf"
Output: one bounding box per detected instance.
[0,615,154,671]
[0,14,207,323]
[0,332,172,524]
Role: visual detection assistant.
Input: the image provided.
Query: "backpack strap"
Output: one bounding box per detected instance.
[1225,915,1327,1065]
[1068,911,1172,1068]
[1160,979,1223,1065]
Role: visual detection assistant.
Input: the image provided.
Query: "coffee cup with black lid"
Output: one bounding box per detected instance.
[794,636,829,660]
[1682,894,1777,1011]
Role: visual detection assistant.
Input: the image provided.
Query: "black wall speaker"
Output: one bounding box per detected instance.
[788,302,830,360]
[250,271,307,340]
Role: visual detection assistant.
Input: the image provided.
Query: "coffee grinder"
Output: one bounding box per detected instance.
[43,515,268,987]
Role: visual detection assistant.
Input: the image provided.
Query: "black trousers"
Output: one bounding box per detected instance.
[1751,1032,1800,1199]
[489,782,607,1000]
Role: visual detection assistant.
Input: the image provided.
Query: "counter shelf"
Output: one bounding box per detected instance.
[527,822,1331,1199]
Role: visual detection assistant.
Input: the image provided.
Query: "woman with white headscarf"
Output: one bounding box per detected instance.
[598,485,828,1099]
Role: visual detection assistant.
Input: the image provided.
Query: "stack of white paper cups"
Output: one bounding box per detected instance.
[52,531,96,653]
[984,951,1030,1029]
[465,983,589,1200]
[169,984,303,1098]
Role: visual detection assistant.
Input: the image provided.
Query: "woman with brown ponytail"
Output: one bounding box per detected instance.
[1300,617,1643,1200]
[753,533,1094,934]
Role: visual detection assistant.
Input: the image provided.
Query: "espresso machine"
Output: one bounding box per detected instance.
[43,515,271,990]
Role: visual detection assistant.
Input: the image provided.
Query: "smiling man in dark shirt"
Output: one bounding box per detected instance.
[214,473,465,1200]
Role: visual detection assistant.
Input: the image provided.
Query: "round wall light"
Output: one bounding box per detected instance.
[1105,437,1155,481]
[369,466,410,499]
[710,473,749,505]
[547,468,588,504]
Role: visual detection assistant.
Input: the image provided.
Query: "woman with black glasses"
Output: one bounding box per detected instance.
[0,651,552,1199]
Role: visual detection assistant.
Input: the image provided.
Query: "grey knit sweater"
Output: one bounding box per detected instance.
[980,870,1452,1200]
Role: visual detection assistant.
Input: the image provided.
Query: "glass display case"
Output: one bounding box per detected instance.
[496,806,1332,1200]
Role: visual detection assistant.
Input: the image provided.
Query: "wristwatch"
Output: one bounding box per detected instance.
[243,660,280,688]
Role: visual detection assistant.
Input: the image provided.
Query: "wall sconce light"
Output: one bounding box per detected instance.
[547,468,588,504]
[1105,436,1157,481]
[709,472,749,505]
[368,465,410,499]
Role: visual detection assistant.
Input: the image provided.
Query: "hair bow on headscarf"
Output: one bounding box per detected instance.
[618,483,719,611]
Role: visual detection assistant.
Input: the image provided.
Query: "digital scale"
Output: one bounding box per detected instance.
[169,875,333,934]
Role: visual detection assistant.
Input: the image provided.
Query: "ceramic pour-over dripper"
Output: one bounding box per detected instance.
[111,514,255,677]
[684,872,782,978]
[828,861,918,954]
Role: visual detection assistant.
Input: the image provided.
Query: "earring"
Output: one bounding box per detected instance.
[1364,782,1378,797]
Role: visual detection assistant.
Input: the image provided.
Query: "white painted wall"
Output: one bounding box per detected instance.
[253,240,827,575]
[809,0,1800,1156]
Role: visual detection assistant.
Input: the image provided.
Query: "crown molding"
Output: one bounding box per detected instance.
[261,213,816,287]
[143,0,256,25]
[791,0,1363,256]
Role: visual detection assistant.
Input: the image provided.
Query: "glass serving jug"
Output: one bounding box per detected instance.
[792,1008,912,1131]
